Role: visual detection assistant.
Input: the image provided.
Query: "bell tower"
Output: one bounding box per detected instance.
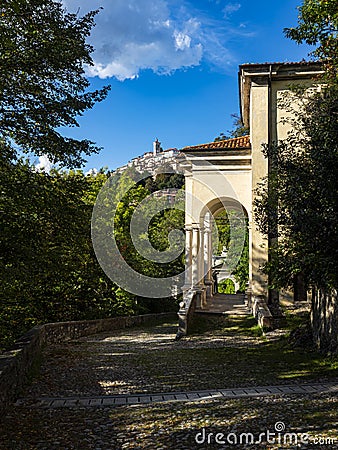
[153,138,162,155]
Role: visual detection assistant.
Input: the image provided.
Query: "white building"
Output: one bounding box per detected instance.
[115,140,180,175]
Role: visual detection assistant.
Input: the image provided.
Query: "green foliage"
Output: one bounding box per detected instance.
[233,226,249,292]
[113,171,185,281]
[254,86,338,291]
[0,155,131,350]
[90,169,185,321]
[0,2,153,351]
[114,182,152,275]
[218,279,235,294]
[0,0,110,167]
[213,210,230,254]
[0,160,185,350]
[284,0,338,84]
[151,173,185,191]
[212,210,249,291]
[215,113,249,142]
[1,158,162,350]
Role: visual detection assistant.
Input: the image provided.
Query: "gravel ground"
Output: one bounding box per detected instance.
[22,321,268,399]
[20,317,337,399]
[0,311,337,449]
[1,394,337,449]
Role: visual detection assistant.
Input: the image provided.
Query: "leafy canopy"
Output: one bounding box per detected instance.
[0,0,110,167]
[254,86,338,291]
[215,113,249,142]
[284,0,338,83]
[253,0,338,291]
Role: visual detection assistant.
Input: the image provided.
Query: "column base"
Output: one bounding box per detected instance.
[204,280,213,299]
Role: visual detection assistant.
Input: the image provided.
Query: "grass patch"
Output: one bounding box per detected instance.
[190,314,264,337]
[189,315,227,334]
[283,308,310,331]
[124,315,337,392]
[134,343,338,392]
[221,315,264,337]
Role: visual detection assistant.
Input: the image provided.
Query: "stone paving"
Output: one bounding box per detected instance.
[2,309,338,449]
[19,382,338,409]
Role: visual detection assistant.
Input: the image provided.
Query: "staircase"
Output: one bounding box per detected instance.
[195,293,249,316]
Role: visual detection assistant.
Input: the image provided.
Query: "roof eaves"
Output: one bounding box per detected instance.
[181,135,251,152]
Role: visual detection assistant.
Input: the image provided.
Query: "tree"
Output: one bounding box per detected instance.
[0,0,110,167]
[254,0,338,290]
[215,113,249,142]
[113,170,185,281]
[253,0,338,352]
[0,2,120,350]
[284,0,338,84]
[0,162,152,350]
[254,87,338,292]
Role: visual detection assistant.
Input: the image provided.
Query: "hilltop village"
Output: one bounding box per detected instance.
[115,139,180,175]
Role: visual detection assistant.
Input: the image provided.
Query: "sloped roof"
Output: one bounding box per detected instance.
[182,135,250,152]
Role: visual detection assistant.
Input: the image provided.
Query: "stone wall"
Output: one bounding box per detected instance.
[311,289,338,354]
[0,313,176,416]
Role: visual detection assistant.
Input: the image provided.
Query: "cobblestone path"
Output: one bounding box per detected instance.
[1,318,337,449]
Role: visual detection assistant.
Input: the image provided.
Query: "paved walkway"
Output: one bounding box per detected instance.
[19,382,338,409]
[13,312,338,410]
[2,314,338,449]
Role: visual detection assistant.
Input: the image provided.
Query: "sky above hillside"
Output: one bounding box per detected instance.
[55,0,312,172]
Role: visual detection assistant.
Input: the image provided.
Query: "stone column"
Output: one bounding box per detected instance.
[184,225,193,289]
[204,213,213,298]
[198,225,207,307]
[198,226,204,286]
[191,225,200,290]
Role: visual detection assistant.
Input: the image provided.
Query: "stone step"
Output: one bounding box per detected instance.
[195,293,250,315]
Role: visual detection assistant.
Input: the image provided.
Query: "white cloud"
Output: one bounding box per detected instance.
[35,155,53,173]
[61,0,252,80]
[174,31,191,51]
[223,3,241,19]
[62,0,204,80]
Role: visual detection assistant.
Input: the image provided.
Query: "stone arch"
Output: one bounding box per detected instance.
[202,197,250,294]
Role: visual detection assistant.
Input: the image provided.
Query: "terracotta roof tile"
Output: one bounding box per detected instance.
[182,135,251,151]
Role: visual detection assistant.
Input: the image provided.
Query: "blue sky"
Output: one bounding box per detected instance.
[58,0,311,172]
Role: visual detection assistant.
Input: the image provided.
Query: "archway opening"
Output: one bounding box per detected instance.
[205,200,249,295]
[218,278,236,294]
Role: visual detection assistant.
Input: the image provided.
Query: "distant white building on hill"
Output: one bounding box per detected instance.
[115,140,180,175]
